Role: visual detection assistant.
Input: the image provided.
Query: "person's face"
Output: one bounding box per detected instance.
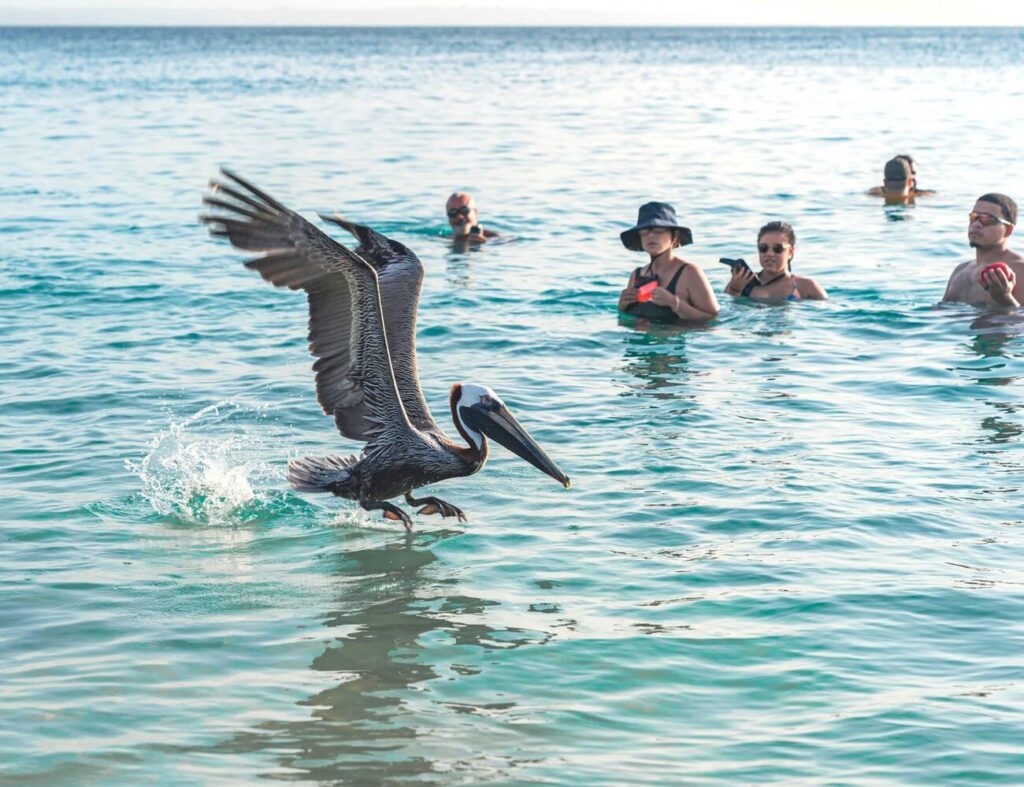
[638,227,675,257]
[968,199,1014,250]
[446,196,478,237]
[757,231,794,274]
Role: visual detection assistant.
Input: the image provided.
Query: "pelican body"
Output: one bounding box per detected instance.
[200,170,570,528]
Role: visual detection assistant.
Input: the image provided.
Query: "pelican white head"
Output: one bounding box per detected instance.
[452,383,571,489]
[452,383,500,450]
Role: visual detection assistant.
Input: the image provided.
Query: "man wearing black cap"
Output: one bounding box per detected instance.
[943,193,1023,307]
[867,155,935,203]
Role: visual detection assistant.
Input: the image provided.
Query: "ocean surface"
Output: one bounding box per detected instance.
[3,26,1024,784]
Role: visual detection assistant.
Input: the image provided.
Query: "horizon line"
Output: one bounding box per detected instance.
[0,22,1018,28]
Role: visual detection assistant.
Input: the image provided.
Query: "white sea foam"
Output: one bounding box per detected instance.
[127,400,275,525]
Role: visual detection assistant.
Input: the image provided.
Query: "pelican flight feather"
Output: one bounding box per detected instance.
[200,169,570,528]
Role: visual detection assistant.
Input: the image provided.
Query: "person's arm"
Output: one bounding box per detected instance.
[1008,261,1024,306]
[618,269,639,312]
[650,266,719,321]
[941,262,967,302]
[797,276,828,300]
[725,266,755,296]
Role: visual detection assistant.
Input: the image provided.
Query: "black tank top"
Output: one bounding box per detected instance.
[625,264,687,323]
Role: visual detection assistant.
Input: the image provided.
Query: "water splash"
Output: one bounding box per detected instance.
[331,508,403,532]
[127,400,280,525]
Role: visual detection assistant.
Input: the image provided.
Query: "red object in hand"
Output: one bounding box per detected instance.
[980,261,1011,288]
[637,281,658,302]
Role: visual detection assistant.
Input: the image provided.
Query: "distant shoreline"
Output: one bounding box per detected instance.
[0,23,1019,30]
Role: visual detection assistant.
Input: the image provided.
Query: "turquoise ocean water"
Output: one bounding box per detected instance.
[3,26,1024,784]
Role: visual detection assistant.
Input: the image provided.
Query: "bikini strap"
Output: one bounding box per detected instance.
[666,263,687,294]
[759,272,787,288]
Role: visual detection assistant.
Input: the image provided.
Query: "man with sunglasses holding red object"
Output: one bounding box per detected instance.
[445,192,497,246]
[943,193,1022,307]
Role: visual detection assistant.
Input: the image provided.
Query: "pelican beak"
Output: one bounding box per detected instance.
[462,402,571,489]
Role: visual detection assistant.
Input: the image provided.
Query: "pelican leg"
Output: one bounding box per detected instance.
[360,498,414,531]
[404,492,467,523]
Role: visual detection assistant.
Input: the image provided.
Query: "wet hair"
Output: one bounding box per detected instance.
[758,221,795,246]
[757,221,796,270]
[884,156,913,181]
[977,193,1018,226]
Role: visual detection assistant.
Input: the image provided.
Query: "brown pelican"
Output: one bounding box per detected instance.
[200,169,570,529]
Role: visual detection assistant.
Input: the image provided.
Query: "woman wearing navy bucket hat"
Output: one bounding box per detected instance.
[618,202,719,323]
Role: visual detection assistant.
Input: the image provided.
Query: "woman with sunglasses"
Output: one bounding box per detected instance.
[724,221,827,301]
[618,202,719,323]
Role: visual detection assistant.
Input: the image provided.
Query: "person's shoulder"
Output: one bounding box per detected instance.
[481,228,499,238]
[866,186,884,196]
[796,275,827,299]
[678,259,710,279]
[1003,249,1024,265]
[912,188,936,196]
[944,260,973,288]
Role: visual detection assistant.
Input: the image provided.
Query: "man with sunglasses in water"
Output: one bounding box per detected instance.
[943,193,1022,307]
[445,192,498,246]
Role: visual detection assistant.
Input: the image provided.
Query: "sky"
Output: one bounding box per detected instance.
[3,0,1024,27]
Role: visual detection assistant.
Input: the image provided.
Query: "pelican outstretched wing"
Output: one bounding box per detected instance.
[200,169,417,443]
[319,214,436,434]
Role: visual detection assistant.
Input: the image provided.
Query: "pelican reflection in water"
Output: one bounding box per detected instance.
[201,170,570,529]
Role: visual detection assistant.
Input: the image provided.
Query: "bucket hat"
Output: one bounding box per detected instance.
[620,202,693,251]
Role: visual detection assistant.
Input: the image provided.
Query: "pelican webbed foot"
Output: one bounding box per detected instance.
[404,492,467,522]
[360,498,414,531]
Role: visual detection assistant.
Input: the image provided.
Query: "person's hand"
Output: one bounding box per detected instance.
[619,286,638,309]
[649,286,678,309]
[729,266,755,293]
[981,264,1018,305]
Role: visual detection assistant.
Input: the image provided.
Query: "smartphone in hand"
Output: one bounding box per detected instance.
[719,257,752,275]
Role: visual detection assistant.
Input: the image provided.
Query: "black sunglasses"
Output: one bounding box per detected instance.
[447,206,472,218]
[758,243,789,254]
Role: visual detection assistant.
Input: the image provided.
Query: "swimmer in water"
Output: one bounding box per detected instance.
[867,155,935,204]
[724,221,827,301]
[617,202,719,323]
[943,193,1023,308]
[446,192,498,247]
